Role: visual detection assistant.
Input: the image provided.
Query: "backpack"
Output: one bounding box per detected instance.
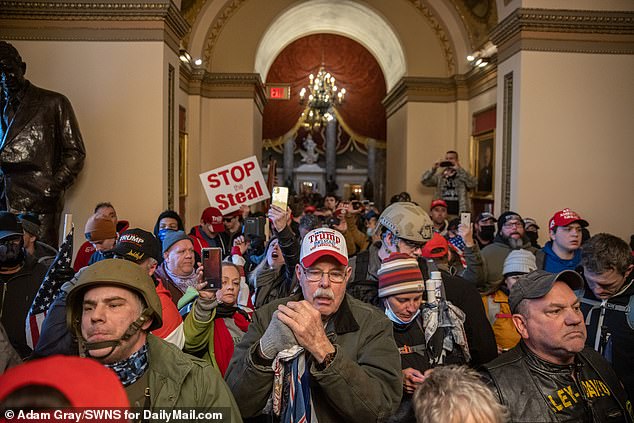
[346,250,380,306]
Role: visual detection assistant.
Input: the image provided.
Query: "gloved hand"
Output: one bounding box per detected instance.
[259,310,298,359]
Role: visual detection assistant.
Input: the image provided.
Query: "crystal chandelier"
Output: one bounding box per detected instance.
[299,66,346,129]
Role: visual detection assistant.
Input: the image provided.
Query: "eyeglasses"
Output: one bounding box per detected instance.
[223,217,235,222]
[397,238,425,250]
[503,221,524,229]
[301,265,346,283]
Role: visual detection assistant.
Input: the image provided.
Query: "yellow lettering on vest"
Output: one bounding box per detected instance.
[582,380,596,398]
[548,395,564,412]
[563,385,578,404]
[558,389,572,408]
[596,380,611,396]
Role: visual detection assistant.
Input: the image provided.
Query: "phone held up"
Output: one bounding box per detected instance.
[201,247,222,291]
[271,186,289,210]
[460,212,471,228]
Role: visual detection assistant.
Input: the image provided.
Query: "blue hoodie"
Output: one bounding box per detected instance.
[541,241,581,273]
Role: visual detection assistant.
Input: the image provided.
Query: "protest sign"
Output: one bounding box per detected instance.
[199,156,270,214]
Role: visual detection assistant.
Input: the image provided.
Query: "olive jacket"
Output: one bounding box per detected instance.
[225,293,403,422]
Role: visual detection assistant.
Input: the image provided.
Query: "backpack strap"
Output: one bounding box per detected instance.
[354,250,369,281]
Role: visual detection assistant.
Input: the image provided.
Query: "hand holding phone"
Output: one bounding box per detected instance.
[201,247,222,291]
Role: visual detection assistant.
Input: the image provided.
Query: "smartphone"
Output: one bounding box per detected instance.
[461,212,471,228]
[201,247,222,290]
[439,161,454,167]
[244,216,266,238]
[271,186,289,210]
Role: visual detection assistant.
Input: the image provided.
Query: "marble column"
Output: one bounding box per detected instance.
[283,135,295,190]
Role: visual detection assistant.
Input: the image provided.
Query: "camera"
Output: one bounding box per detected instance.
[439,161,454,167]
[326,216,340,228]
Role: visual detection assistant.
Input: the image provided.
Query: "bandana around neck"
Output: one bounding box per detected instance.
[105,343,149,387]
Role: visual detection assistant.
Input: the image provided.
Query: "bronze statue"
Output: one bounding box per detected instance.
[0,41,86,247]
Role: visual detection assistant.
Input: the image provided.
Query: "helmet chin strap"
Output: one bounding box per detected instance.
[79,308,153,360]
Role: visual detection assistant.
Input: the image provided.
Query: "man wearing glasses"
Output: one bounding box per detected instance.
[469,211,541,291]
[226,227,402,422]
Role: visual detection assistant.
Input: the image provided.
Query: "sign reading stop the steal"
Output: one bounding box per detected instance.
[199,156,270,214]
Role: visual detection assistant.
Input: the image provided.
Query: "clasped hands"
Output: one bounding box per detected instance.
[259,300,334,363]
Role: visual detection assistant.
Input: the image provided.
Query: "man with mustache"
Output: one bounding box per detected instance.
[482,270,633,423]
[226,227,402,422]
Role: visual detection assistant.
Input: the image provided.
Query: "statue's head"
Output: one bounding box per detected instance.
[0,41,27,95]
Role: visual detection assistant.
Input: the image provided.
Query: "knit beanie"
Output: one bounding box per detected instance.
[162,230,193,254]
[497,211,523,234]
[84,215,116,242]
[502,249,537,277]
[378,253,424,298]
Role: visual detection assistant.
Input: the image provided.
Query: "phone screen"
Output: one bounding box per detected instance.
[461,213,471,228]
[202,247,222,290]
[272,186,289,210]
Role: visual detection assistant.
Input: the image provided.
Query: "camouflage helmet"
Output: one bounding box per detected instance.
[376,202,433,243]
[66,259,163,332]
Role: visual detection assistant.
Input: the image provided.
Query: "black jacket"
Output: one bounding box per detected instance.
[0,82,85,213]
[482,341,633,423]
[0,254,48,358]
[580,275,634,401]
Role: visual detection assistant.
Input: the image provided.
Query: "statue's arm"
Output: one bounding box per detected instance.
[54,95,86,190]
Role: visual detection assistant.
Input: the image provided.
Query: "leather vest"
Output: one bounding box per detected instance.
[483,342,632,423]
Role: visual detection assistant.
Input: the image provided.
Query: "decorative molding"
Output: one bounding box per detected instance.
[0,1,189,53]
[501,72,513,212]
[181,68,268,114]
[382,64,497,117]
[491,8,634,62]
[448,0,498,51]
[201,0,247,70]
[408,0,456,74]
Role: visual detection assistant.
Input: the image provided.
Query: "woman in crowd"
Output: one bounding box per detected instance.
[378,253,470,423]
[183,262,251,376]
[481,248,537,353]
[246,205,299,308]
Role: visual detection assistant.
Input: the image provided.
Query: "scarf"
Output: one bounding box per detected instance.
[266,345,318,423]
[165,265,198,292]
[105,343,149,387]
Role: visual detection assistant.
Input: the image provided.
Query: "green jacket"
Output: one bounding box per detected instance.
[225,293,403,422]
[145,334,242,422]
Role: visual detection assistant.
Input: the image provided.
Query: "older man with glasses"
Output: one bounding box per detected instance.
[225,227,402,422]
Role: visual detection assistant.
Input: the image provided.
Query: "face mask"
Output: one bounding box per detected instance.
[384,300,420,325]
[366,227,374,238]
[526,231,539,244]
[0,238,25,268]
[157,228,174,243]
[478,225,495,241]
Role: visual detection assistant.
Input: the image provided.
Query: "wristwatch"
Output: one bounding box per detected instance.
[315,348,336,371]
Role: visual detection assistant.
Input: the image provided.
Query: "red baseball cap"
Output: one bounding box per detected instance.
[549,208,589,231]
[421,232,449,259]
[430,199,448,211]
[201,207,225,232]
[300,228,348,267]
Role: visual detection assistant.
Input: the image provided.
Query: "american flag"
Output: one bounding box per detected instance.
[25,227,74,350]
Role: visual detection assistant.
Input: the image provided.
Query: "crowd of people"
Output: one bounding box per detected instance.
[0,190,633,423]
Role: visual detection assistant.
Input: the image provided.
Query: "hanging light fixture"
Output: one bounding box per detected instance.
[299,66,346,130]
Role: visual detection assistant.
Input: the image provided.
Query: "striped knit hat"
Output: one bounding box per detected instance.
[378,253,424,298]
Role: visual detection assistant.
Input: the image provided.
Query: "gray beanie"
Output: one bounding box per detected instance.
[162,230,192,254]
[503,249,537,276]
